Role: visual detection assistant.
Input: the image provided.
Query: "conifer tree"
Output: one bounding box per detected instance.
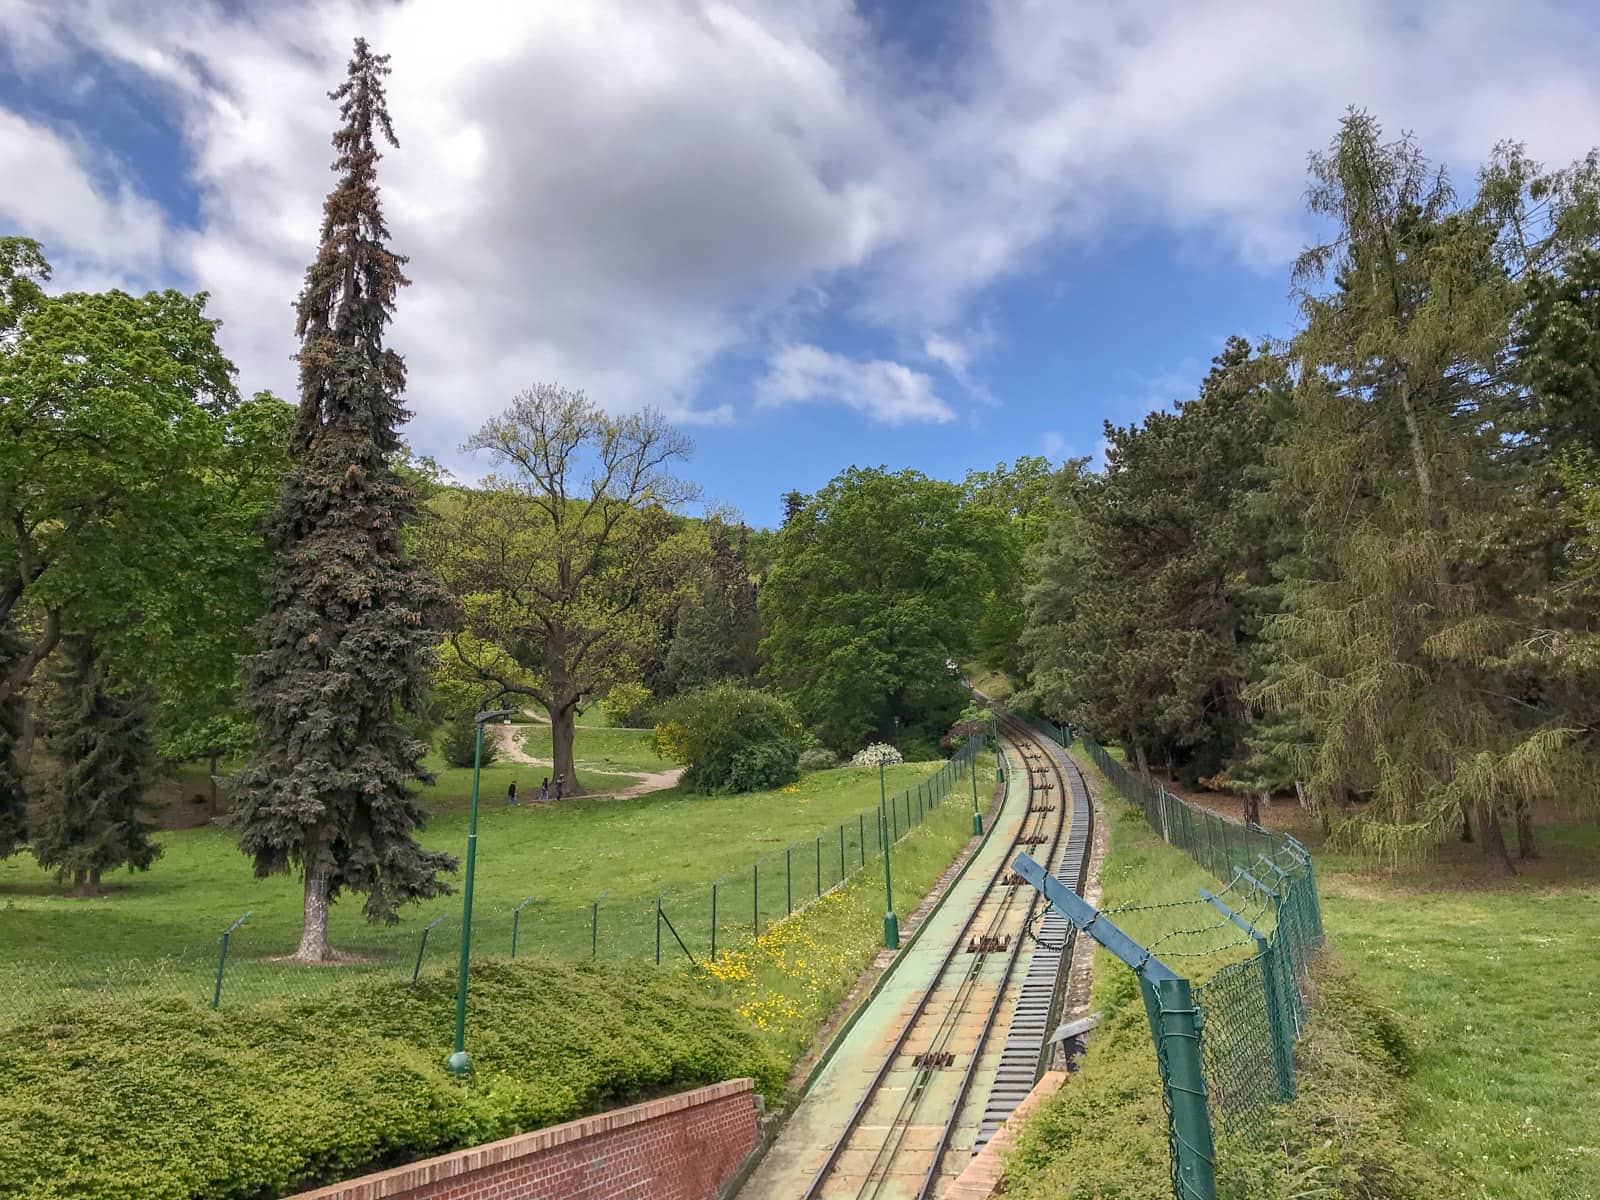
[0,622,26,857]
[1258,113,1600,872]
[33,636,159,895]
[234,39,452,961]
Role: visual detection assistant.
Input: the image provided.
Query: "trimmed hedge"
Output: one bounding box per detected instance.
[0,959,784,1200]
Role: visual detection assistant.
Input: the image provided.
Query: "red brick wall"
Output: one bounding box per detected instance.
[291,1078,759,1200]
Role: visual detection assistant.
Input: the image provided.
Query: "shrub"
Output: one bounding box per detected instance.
[726,740,800,792]
[598,682,653,728]
[654,683,803,793]
[0,959,784,1200]
[440,714,499,769]
[797,747,840,773]
[850,742,903,767]
[897,733,943,762]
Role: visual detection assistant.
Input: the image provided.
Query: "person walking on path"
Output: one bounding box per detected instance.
[539,777,550,802]
[554,773,565,801]
[506,781,518,806]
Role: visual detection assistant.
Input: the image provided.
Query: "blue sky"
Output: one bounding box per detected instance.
[4,1,1599,526]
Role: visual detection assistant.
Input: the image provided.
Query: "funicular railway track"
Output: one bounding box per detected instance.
[800,714,1093,1200]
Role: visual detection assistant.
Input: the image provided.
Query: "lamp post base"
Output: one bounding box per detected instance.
[446,1050,473,1077]
[972,811,984,836]
[883,911,900,949]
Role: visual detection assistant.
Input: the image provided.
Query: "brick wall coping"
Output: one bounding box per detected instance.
[290,1077,756,1200]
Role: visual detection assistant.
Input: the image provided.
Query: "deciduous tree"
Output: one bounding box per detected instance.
[426,385,699,792]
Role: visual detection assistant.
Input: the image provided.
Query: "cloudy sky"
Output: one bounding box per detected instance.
[4,0,1599,523]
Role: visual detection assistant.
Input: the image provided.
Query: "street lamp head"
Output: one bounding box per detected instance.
[475,709,517,725]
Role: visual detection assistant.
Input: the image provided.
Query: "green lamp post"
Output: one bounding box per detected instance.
[447,708,517,1076]
[878,759,899,948]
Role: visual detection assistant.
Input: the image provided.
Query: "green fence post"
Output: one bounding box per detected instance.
[1151,974,1218,1200]
[753,862,759,934]
[510,896,536,959]
[591,889,608,959]
[839,823,846,882]
[710,879,718,962]
[212,911,251,1009]
[815,835,822,898]
[413,913,448,984]
[786,846,792,915]
[970,758,983,835]
[859,812,865,866]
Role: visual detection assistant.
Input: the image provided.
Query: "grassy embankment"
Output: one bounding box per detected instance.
[1004,761,1600,1200]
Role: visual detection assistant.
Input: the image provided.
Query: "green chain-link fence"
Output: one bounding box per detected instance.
[0,730,993,1022]
[1077,736,1325,1176]
[1011,720,1323,1200]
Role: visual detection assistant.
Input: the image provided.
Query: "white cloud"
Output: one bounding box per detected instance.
[2,0,1599,453]
[1040,430,1066,458]
[757,343,955,424]
[0,109,167,283]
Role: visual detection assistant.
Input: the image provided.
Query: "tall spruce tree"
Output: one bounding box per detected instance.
[234,40,453,961]
[33,636,159,895]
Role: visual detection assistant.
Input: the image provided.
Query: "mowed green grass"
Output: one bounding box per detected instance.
[0,761,948,1006]
[515,722,672,775]
[1315,821,1600,1199]
[1124,780,1600,1199]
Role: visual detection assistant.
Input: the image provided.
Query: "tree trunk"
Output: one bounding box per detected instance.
[1396,373,1435,515]
[1476,803,1515,877]
[15,694,35,776]
[1459,803,1473,843]
[69,867,102,898]
[296,857,333,962]
[208,753,220,815]
[1293,780,1310,812]
[1515,804,1537,859]
[549,701,581,797]
[1133,743,1151,781]
[1243,792,1262,827]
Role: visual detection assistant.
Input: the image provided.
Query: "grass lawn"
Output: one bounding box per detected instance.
[0,760,950,1018]
[1314,821,1600,1199]
[515,722,671,775]
[1013,753,1600,1200]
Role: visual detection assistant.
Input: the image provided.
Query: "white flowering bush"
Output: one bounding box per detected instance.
[850,742,904,767]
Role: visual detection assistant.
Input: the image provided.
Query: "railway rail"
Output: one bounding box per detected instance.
[800,714,1094,1200]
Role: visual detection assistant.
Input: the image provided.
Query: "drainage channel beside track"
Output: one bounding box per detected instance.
[740,717,1092,1200]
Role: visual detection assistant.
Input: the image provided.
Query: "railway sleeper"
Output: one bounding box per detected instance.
[912,1049,957,1068]
[967,933,1011,954]
[1017,833,1050,845]
[1028,803,1055,813]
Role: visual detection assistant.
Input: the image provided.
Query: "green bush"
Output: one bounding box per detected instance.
[440,714,499,769]
[0,959,783,1200]
[599,682,653,728]
[654,683,803,793]
[726,740,800,792]
[797,747,840,772]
